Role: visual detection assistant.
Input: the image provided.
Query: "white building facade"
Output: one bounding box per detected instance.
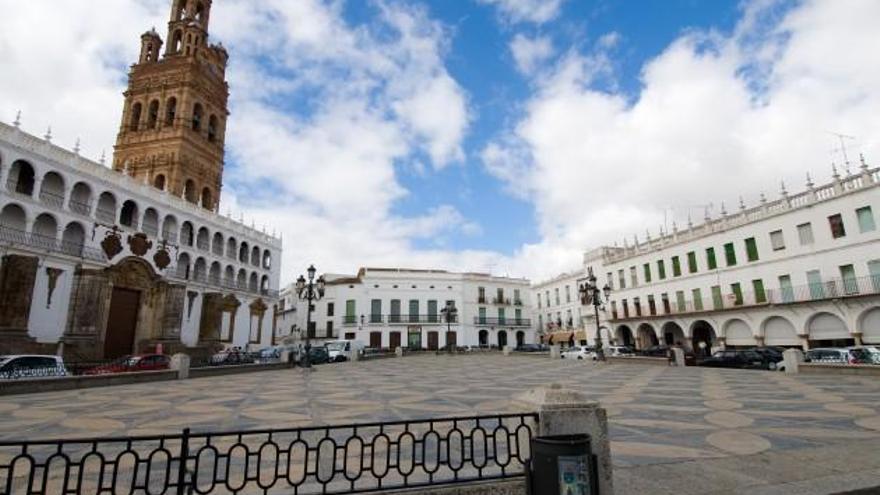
[530,270,600,345]
[584,163,880,355]
[278,268,534,349]
[0,122,282,359]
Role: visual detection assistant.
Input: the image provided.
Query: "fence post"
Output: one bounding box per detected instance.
[176,427,191,495]
[171,353,191,380]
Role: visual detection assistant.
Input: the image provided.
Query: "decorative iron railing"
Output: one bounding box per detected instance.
[0,413,537,494]
[68,199,91,216]
[0,226,104,262]
[385,315,458,325]
[38,189,65,208]
[474,317,531,327]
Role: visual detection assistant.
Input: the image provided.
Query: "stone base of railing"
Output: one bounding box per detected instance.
[376,479,524,494]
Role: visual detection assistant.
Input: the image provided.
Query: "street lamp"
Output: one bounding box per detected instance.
[295,264,325,369]
[440,302,457,351]
[579,268,612,362]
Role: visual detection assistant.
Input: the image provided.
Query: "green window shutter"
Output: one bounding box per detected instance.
[672,256,681,277]
[778,275,793,303]
[675,291,686,312]
[657,260,666,279]
[745,237,759,262]
[807,270,824,299]
[857,206,876,233]
[643,263,652,283]
[731,283,743,305]
[370,299,382,322]
[687,251,697,273]
[752,279,766,303]
[711,286,723,309]
[692,288,703,311]
[706,247,717,270]
[724,243,737,266]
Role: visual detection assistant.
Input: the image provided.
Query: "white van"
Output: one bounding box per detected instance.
[324,340,366,362]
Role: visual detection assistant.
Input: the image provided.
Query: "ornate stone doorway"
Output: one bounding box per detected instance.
[104,288,141,358]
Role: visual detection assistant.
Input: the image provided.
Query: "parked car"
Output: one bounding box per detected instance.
[516,344,547,352]
[324,340,366,362]
[561,346,595,360]
[849,346,880,365]
[639,345,669,357]
[305,346,330,365]
[698,350,774,370]
[606,346,635,357]
[255,346,282,363]
[210,348,254,366]
[84,354,170,375]
[0,355,68,380]
[805,348,873,365]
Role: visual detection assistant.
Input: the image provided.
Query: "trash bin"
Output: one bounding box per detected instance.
[527,434,595,495]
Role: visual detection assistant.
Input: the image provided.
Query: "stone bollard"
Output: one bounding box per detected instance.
[351,350,360,362]
[550,345,561,359]
[395,347,404,357]
[170,353,190,380]
[281,350,292,366]
[672,348,685,366]
[514,384,614,495]
[503,346,512,356]
[782,348,804,374]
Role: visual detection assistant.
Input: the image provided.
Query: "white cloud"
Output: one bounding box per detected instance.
[510,33,554,75]
[485,0,880,281]
[478,0,566,24]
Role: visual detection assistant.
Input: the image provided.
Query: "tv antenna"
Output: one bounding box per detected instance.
[828,131,856,172]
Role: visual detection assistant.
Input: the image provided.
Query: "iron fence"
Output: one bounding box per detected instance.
[0,226,104,262]
[0,413,537,494]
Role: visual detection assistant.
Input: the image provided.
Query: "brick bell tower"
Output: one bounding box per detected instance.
[113,0,229,211]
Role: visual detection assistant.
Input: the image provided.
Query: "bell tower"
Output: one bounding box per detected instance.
[113,0,229,211]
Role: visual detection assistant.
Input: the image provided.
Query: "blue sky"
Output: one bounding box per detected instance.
[2,0,879,283]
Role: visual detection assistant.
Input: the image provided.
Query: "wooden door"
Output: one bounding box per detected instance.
[104,288,140,359]
[370,332,382,349]
[389,331,401,350]
[445,331,457,349]
[427,331,439,350]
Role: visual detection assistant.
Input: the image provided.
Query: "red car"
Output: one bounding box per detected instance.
[84,354,171,375]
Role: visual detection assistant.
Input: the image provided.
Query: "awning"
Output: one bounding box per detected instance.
[548,331,573,344]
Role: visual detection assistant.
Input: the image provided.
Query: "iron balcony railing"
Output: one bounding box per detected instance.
[196,239,210,251]
[5,178,32,196]
[0,226,104,262]
[96,206,116,224]
[169,270,280,299]
[0,413,536,495]
[474,317,531,327]
[68,198,91,216]
[611,275,880,321]
[38,189,65,208]
[491,297,511,305]
[385,314,458,325]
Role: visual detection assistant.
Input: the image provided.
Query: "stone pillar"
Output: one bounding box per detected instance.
[503,345,512,356]
[799,334,810,351]
[782,348,804,374]
[672,347,686,366]
[351,349,360,362]
[395,347,404,357]
[550,345,561,359]
[514,385,614,495]
[852,332,863,346]
[170,353,190,380]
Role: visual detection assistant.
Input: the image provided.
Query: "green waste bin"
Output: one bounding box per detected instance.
[527,434,595,495]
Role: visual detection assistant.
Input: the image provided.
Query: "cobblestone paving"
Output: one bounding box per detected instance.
[2,354,879,468]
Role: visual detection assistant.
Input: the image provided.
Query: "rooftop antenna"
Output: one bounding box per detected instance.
[828,131,856,173]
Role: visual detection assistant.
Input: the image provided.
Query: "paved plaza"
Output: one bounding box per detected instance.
[2,354,880,493]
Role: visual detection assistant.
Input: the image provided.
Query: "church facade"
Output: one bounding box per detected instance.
[0,0,282,360]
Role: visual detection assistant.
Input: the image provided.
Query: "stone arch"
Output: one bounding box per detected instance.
[224,265,235,286]
[690,320,717,356]
[147,100,160,129]
[193,257,207,282]
[248,272,259,292]
[96,191,117,223]
[208,115,218,142]
[176,252,191,279]
[858,307,880,344]
[239,241,249,263]
[250,246,260,266]
[661,321,687,348]
[119,200,139,229]
[39,171,65,207]
[180,221,194,246]
[171,30,182,53]
[142,207,159,237]
[69,181,92,215]
[635,323,658,350]
[61,221,86,256]
[130,102,142,131]
[209,261,222,285]
[807,312,852,347]
[192,103,203,131]
[183,179,197,203]
[0,202,27,232]
[262,249,271,269]
[616,324,635,348]
[498,330,508,348]
[211,231,224,256]
[153,174,166,191]
[722,318,754,348]
[516,330,525,347]
[201,187,213,210]
[478,330,489,347]
[260,275,269,293]
[165,97,177,126]
[237,268,247,289]
[196,226,210,250]
[31,212,58,248]
[761,316,800,347]
[226,237,237,258]
[8,160,35,196]
[161,215,178,242]
[106,256,160,291]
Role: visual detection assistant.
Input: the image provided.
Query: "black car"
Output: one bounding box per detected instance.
[699,350,773,369]
[516,344,547,352]
[304,346,330,365]
[639,345,669,357]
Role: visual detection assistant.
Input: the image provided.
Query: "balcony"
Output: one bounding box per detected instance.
[513,299,524,306]
[477,296,487,304]
[491,297,512,306]
[0,226,104,262]
[39,189,65,209]
[68,199,91,216]
[386,314,457,325]
[474,317,531,327]
[611,275,880,321]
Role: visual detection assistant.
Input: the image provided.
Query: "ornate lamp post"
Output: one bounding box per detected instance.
[579,268,612,362]
[440,302,458,351]
[295,264,325,369]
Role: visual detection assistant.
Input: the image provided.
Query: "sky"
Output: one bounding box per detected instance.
[2,0,879,285]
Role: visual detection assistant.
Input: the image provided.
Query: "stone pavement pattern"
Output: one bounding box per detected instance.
[2,354,880,493]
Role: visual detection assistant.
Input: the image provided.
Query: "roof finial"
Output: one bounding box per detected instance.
[687,212,693,228]
[703,206,710,222]
[739,196,746,211]
[780,180,788,197]
[832,162,840,180]
[73,138,81,155]
[760,192,767,204]
[13,110,21,128]
[672,220,678,233]
[861,153,869,172]
[99,150,106,165]
[720,201,728,216]
[806,172,814,188]
[44,126,52,142]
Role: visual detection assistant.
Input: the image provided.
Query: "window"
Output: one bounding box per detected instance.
[840,264,858,295]
[554,288,560,305]
[779,275,793,303]
[409,300,419,322]
[687,251,698,273]
[478,307,487,324]
[856,206,876,233]
[711,286,723,310]
[797,222,814,245]
[478,287,486,303]
[770,230,785,251]
[428,300,438,322]
[514,289,521,304]
[806,270,824,299]
[370,299,382,323]
[610,301,618,319]
[606,272,613,289]
[643,263,652,283]
[692,289,703,311]
[671,256,681,277]
[675,291,686,312]
[390,299,401,323]
[497,288,505,303]
[752,279,766,303]
[657,260,666,280]
[744,237,759,262]
[515,308,522,323]
[630,266,638,287]
[647,295,656,316]
[537,294,542,309]
[633,297,642,317]
[706,247,717,270]
[545,291,550,307]
[326,321,334,338]
[868,260,880,292]
[661,293,671,314]
[564,286,571,303]
[344,300,355,323]
[731,283,743,306]
[723,243,737,266]
[618,270,626,289]
[828,214,846,238]
[327,302,335,317]
[621,299,629,318]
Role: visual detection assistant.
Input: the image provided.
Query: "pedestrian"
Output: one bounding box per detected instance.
[667,345,675,366]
